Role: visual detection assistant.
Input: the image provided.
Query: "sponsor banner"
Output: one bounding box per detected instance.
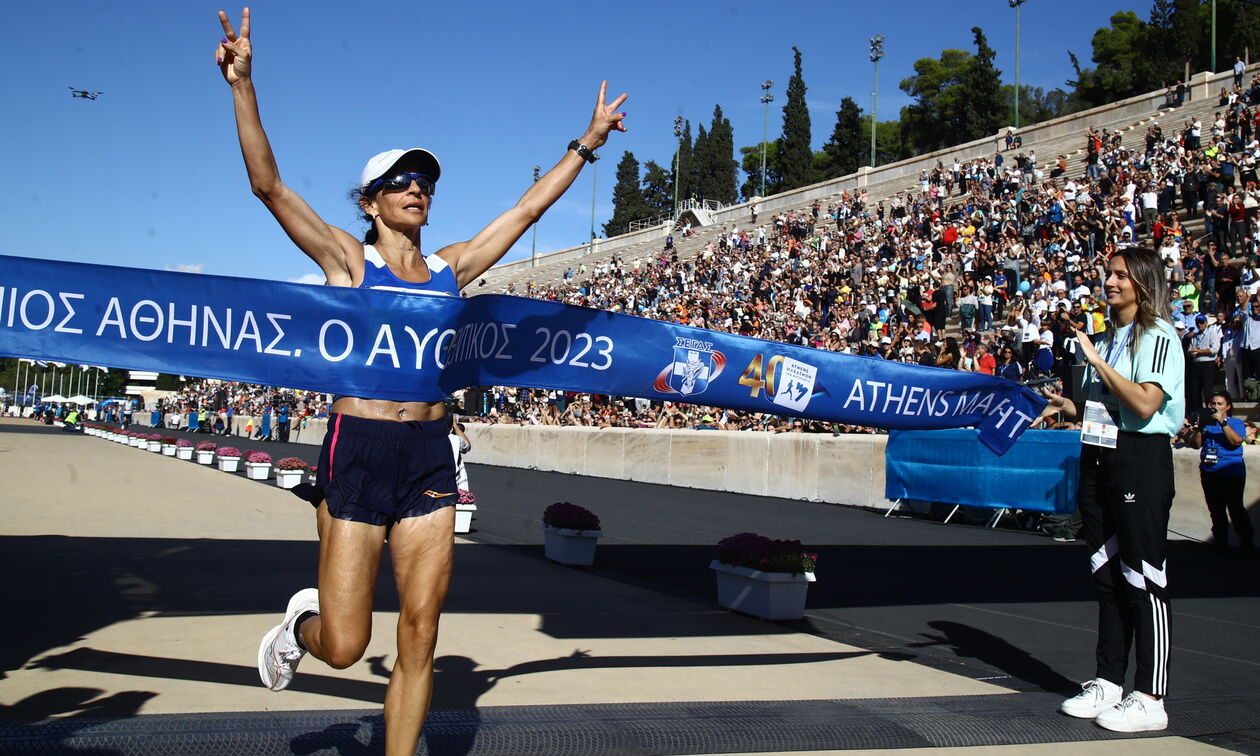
[0,255,1046,453]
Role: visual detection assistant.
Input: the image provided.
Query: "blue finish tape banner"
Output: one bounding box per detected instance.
[885,429,1080,512]
[0,255,1046,453]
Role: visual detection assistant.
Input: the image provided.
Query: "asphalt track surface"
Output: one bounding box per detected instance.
[6,420,1260,753]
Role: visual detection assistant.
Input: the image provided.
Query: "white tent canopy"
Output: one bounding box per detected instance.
[42,395,68,403]
[66,395,95,405]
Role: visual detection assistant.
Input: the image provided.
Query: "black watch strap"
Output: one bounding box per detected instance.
[568,139,598,163]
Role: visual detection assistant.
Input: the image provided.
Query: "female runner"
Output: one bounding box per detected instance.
[215,9,626,754]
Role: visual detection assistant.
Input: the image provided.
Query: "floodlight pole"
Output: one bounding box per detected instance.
[760,80,774,199]
[869,35,885,168]
[531,165,540,267]
[1010,0,1027,128]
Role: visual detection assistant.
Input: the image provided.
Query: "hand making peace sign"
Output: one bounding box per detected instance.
[215,8,252,86]
[581,81,629,150]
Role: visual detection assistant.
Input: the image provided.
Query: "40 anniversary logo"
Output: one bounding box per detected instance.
[737,352,821,414]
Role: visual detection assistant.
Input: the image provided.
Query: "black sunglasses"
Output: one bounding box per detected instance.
[367,172,436,197]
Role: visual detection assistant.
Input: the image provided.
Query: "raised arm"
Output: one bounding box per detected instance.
[216,8,359,286]
[438,82,629,289]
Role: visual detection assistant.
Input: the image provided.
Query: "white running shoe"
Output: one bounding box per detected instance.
[1059,678,1123,718]
[1095,691,1168,732]
[257,588,319,691]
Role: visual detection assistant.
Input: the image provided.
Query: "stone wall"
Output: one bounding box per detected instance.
[462,424,1260,545]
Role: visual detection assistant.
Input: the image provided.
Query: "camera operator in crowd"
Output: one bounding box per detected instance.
[1185,391,1255,553]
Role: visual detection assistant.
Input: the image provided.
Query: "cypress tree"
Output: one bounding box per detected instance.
[675,119,694,204]
[641,160,674,217]
[691,123,709,201]
[820,96,865,179]
[778,46,813,191]
[603,151,647,237]
[958,27,1005,142]
[701,104,739,204]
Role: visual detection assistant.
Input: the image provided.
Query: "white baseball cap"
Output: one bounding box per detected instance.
[359,148,442,190]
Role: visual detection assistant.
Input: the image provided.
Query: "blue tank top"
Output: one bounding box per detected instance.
[334,246,460,404]
[360,245,460,296]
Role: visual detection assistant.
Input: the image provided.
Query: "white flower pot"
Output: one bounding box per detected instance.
[146,441,161,452]
[217,456,241,472]
[542,525,602,566]
[454,502,477,534]
[274,469,303,489]
[196,450,215,465]
[129,437,142,447]
[176,447,194,460]
[710,560,815,620]
[244,462,270,480]
[161,444,177,456]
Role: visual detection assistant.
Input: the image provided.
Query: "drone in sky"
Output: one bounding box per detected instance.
[68,87,102,100]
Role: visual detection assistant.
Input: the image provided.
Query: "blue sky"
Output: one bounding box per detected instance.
[3,1,1136,284]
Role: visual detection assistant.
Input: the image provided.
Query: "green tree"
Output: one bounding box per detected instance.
[778,46,813,191]
[1001,84,1076,126]
[699,104,738,204]
[1218,0,1260,74]
[959,27,1005,139]
[604,151,649,237]
[739,141,781,200]
[858,117,908,167]
[1070,11,1161,108]
[898,48,972,154]
[818,96,865,179]
[1149,0,1202,82]
[641,160,674,217]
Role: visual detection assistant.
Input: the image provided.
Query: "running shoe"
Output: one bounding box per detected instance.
[257,587,319,691]
[1059,677,1123,718]
[1094,691,1168,732]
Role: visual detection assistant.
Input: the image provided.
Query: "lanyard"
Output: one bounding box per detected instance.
[1103,325,1133,370]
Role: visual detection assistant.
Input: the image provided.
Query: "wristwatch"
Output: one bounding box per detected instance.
[568,139,598,163]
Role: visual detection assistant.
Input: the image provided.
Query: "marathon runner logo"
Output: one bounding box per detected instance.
[654,337,726,397]
[770,357,818,414]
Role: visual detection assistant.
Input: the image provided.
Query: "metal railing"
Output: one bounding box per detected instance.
[625,199,731,234]
[628,213,673,233]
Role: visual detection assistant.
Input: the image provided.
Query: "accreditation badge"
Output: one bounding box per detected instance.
[1081,400,1119,449]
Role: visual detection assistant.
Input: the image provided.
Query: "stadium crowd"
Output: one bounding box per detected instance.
[481,101,1260,435]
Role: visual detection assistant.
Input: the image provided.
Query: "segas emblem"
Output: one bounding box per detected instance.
[654,338,727,397]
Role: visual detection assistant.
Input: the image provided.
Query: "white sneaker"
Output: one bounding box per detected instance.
[1095,691,1168,732]
[257,588,319,691]
[1059,678,1123,718]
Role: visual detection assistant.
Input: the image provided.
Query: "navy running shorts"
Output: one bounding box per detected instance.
[298,413,457,526]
